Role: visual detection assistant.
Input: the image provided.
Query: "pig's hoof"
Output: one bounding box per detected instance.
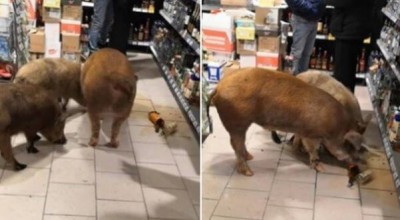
[106,141,119,148]
[88,138,98,147]
[33,134,41,142]
[27,146,39,154]
[311,160,324,172]
[245,153,254,161]
[237,165,254,176]
[15,162,27,171]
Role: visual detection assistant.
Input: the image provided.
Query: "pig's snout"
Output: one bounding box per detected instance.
[54,136,67,144]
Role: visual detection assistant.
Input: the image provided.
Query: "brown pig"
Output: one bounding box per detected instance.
[14,58,85,109]
[81,48,137,148]
[211,68,363,180]
[0,84,67,170]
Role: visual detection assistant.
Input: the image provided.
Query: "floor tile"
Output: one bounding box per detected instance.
[133,143,175,164]
[97,200,147,220]
[50,158,95,184]
[202,153,235,176]
[174,155,200,177]
[247,130,283,152]
[0,195,45,220]
[95,149,137,174]
[132,99,154,112]
[275,159,316,184]
[247,148,281,170]
[211,217,245,220]
[203,199,218,220]
[54,139,94,160]
[166,136,199,156]
[317,173,359,199]
[269,180,315,209]
[143,187,198,219]
[263,206,313,220]
[0,168,49,196]
[138,163,185,189]
[366,153,390,170]
[129,125,167,144]
[96,172,143,202]
[203,136,232,154]
[43,216,96,220]
[45,183,96,216]
[361,189,400,217]
[202,173,230,200]
[184,177,200,205]
[363,215,400,220]
[13,144,54,169]
[360,169,396,191]
[227,166,275,192]
[314,196,362,220]
[214,188,269,219]
[129,111,153,126]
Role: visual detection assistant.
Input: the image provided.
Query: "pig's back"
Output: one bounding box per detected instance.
[214,68,351,137]
[81,48,136,113]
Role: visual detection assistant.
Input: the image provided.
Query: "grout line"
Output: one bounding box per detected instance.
[313,171,318,220]
[41,146,55,220]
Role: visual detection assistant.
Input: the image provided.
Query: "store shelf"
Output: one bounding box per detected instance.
[366,73,400,202]
[377,39,400,82]
[382,7,400,28]
[150,45,200,139]
[82,1,93,7]
[159,10,200,55]
[287,32,370,44]
[129,40,151,46]
[132,7,155,14]
[202,3,256,11]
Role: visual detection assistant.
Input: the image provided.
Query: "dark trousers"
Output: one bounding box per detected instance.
[333,39,364,93]
[109,0,134,54]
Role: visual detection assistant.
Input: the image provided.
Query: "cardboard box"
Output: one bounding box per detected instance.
[43,7,61,22]
[236,20,255,40]
[44,0,61,8]
[62,33,80,52]
[61,19,81,34]
[257,0,274,7]
[255,7,281,28]
[202,13,234,53]
[255,26,280,36]
[236,40,256,55]
[221,0,248,6]
[207,61,226,83]
[62,5,82,20]
[45,22,60,43]
[240,55,256,68]
[45,41,61,58]
[257,36,280,53]
[256,52,279,69]
[62,52,80,63]
[62,0,81,6]
[29,30,45,53]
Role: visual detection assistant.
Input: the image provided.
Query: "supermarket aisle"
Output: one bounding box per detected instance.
[203,86,400,220]
[0,53,200,220]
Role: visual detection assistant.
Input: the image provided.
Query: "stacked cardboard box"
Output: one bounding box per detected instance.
[30,0,82,62]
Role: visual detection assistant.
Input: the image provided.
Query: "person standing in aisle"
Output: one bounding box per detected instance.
[88,0,114,53]
[326,0,373,93]
[286,0,325,75]
[108,0,134,54]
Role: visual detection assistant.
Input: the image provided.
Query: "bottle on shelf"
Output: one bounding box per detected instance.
[133,25,139,41]
[359,48,366,73]
[144,19,150,41]
[322,50,328,70]
[310,47,317,69]
[138,25,144,41]
[322,17,329,35]
[328,54,334,71]
[315,48,323,69]
[148,0,155,13]
[317,18,323,34]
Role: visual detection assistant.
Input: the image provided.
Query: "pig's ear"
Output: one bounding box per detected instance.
[344,130,364,151]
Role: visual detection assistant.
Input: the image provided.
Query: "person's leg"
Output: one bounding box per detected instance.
[109,0,134,54]
[334,39,363,93]
[88,0,109,52]
[99,0,114,45]
[290,15,313,75]
[298,22,318,73]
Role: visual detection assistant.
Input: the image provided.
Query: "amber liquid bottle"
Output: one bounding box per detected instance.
[315,48,322,69]
[359,49,366,73]
[310,47,317,69]
[321,50,328,70]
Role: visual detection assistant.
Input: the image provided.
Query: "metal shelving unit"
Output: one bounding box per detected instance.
[377,39,400,82]
[382,7,400,28]
[159,10,200,55]
[366,74,400,200]
[150,45,200,140]
[129,40,151,47]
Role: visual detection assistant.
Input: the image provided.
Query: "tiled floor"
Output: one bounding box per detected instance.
[0,53,200,220]
[203,86,400,220]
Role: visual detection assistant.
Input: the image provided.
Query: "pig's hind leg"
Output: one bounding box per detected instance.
[88,111,101,147]
[106,116,127,148]
[301,137,324,172]
[0,134,26,170]
[230,130,254,176]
